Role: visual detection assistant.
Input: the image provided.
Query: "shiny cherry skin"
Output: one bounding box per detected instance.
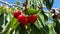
[13,10,21,18]
[28,14,37,24]
[17,15,28,25]
[52,14,58,19]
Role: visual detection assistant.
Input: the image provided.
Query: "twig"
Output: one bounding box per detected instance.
[25,0,28,11]
[0,0,19,7]
[0,0,58,9]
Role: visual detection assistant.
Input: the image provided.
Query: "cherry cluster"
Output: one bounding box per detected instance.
[13,10,37,25]
[50,9,59,19]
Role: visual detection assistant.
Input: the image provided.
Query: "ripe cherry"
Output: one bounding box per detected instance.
[50,9,55,13]
[52,14,58,19]
[28,14,37,24]
[17,15,28,25]
[13,10,21,18]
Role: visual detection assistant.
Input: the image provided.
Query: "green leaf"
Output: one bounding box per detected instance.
[27,8,39,15]
[10,29,14,34]
[49,26,56,34]
[15,25,20,34]
[19,25,28,34]
[0,26,3,32]
[37,12,49,34]
[44,0,54,10]
[15,30,19,34]
[0,7,4,14]
[43,25,49,34]
[37,13,44,25]
[30,24,41,34]
[42,10,48,21]
[54,20,60,34]
[0,14,4,26]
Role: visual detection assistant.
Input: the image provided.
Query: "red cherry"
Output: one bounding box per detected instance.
[17,15,28,25]
[13,10,21,18]
[28,14,37,24]
[50,9,55,13]
[52,14,58,19]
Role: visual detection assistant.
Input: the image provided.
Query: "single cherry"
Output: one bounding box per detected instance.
[52,14,58,19]
[28,14,37,24]
[13,10,21,18]
[50,9,55,13]
[17,15,28,25]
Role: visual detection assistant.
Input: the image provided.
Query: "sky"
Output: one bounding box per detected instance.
[1,0,60,8]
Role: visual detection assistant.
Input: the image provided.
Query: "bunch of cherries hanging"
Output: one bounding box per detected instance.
[13,10,37,25]
[50,8,60,19]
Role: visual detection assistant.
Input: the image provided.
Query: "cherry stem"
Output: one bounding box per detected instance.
[25,0,28,12]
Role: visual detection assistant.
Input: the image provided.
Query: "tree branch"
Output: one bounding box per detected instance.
[25,0,28,11]
[0,0,19,7]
